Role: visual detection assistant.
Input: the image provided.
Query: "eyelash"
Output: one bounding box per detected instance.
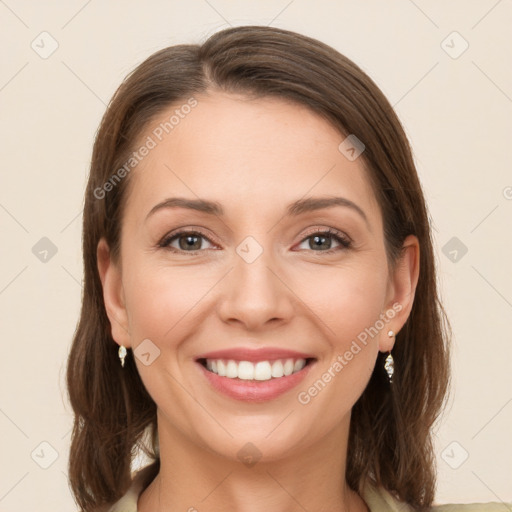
[158,227,352,255]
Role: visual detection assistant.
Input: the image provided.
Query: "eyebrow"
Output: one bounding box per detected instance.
[146,196,370,228]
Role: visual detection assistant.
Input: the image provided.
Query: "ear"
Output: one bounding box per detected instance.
[379,234,420,352]
[97,237,132,348]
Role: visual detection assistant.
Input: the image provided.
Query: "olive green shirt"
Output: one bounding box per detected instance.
[108,467,510,511]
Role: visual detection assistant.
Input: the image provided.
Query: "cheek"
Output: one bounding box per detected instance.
[123,260,216,344]
[292,262,388,410]
[120,260,221,434]
[294,258,389,348]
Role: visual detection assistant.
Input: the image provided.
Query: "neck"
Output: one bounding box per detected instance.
[138,412,368,512]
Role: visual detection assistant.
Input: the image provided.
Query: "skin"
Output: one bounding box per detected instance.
[97,91,420,512]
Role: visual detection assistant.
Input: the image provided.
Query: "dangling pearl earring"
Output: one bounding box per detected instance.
[384,330,395,383]
[118,345,127,368]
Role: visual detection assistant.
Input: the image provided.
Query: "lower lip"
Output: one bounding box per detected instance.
[197,361,315,402]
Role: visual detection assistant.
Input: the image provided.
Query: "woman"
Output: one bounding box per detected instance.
[66,26,508,511]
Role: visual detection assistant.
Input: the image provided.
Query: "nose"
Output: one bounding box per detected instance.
[216,238,295,331]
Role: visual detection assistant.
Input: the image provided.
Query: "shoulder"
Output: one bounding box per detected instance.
[362,482,510,512]
[431,503,511,511]
[108,471,511,512]
[108,464,156,512]
[107,483,139,512]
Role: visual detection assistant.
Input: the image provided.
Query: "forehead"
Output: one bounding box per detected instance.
[124,92,380,224]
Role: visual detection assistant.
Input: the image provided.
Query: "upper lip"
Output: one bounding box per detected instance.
[195,347,316,362]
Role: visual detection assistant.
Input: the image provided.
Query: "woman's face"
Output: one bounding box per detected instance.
[99,91,418,462]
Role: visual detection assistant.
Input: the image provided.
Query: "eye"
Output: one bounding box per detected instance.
[295,228,351,253]
[158,227,352,255]
[159,230,216,253]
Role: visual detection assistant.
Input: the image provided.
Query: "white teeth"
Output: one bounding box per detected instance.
[217,360,226,377]
[203,358,308,381]
[271,360,284,378]
[254,361,272,381]
[226,360,238,378]
[283,358,294,376]
[238,361,254,380]
[294,359,306,372]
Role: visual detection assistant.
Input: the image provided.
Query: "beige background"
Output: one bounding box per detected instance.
[1,1,511,510]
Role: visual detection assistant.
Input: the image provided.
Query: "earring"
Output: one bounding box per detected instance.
[118,345,127,368]
[384,330,395,384]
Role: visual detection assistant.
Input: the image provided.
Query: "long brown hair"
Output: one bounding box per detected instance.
[66,25,450,511]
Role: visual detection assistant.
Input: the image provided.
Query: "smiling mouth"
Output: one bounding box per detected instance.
[197,357,316,381]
